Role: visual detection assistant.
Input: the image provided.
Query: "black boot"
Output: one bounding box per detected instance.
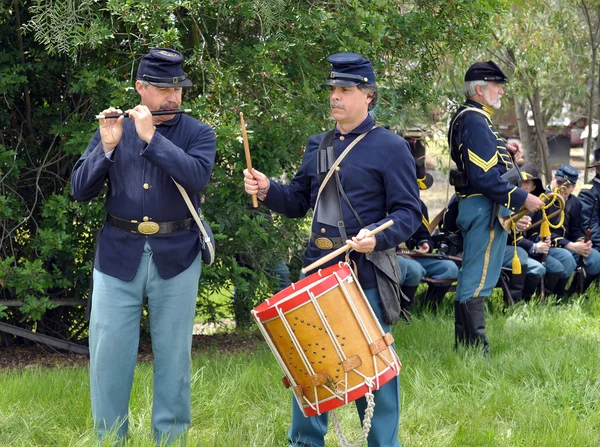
[543,272,561,297]
[522,275,542,301]
[400,285,418,312]
[421,284,452,312]
[461,297,489,356]
[399,285,418,323]
[454,300,466,349]
[583,273,599,293]
[553,276,571,298]
[507,270,528,304]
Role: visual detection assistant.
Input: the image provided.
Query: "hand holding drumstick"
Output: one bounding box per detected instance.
[240,112,258,208]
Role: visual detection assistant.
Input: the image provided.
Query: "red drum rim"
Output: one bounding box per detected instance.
[252,262,352,322]
[302,365,398,416]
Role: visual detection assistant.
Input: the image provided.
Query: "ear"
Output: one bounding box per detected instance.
[365,92,374,104]
[135,80,145,95]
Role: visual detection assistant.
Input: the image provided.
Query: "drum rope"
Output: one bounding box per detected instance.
[277,307,318,380]
[335,273,375,345]
[252,313,300,390]
[308,290,348,362]
[331,390,375,447]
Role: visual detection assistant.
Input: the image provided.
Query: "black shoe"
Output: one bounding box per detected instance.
[461,297,489,356]
[400,285,418,312]
[506,270,528,304]
[421,283,452,312]
[522,275,542,301]
[454,300,466,349]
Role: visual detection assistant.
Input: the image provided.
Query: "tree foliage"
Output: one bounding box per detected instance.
[0,0,506,339]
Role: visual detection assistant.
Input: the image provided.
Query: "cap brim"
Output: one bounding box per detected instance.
[322,79,360,87]
[419,173,434,190]
[148,79,193,88]
[586,162,600,169]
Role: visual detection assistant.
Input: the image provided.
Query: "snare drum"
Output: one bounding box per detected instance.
[252,262,401,417]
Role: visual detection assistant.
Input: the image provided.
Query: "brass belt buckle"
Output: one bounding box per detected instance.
[137,221,160,235]
[314,237,334,250]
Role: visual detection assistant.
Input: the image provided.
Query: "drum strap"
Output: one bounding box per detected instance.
[313,127,376,240]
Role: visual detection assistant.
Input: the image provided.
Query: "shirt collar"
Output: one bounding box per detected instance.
[465,99,495,118]
[334,113,376,137]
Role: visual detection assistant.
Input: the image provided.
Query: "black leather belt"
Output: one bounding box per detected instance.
[310,233,346,250]
[107,214,193,235]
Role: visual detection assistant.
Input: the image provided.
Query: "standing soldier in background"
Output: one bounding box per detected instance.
[448,61,544,355]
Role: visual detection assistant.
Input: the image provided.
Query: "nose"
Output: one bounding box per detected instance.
[330,87,341,100]
[499,86,505,95]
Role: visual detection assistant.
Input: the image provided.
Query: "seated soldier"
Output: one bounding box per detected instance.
[544,164,600,294]
[401,153,458,311]
[517,165,576,297]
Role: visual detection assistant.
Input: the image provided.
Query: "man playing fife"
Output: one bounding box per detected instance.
[448,61,543,355]
[72,48,216,444]
[244,53,421,447]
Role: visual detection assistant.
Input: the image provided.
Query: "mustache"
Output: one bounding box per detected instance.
[159,102,180,111]
[330,101,345,109]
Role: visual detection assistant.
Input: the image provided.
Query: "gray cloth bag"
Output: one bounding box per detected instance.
[366,248,403,324]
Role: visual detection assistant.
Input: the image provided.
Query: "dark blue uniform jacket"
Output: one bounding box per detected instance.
[579,175,600,249]
[263,114,422,289]
[544,192,585,248]
[71,113,216,280]
[450,99,527,212]
[406,200,434,252]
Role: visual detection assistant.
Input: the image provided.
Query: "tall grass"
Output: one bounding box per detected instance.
[2,293,600,446]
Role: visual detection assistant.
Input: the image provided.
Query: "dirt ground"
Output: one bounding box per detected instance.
[0,331,264,371]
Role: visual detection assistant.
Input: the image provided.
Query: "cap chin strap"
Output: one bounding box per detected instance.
[329,71,369,83]
[142,73,188,84]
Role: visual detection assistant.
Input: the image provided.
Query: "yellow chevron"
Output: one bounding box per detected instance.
[422,215,430,233]
[467,149,498,172]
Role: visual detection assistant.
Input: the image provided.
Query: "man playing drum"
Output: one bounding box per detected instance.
[244,53,421,447]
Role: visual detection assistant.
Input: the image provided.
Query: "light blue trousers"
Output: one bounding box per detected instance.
[455,196,508,302]
[287,288,401,447]
[89,242,201,444]
[396,256,425,286]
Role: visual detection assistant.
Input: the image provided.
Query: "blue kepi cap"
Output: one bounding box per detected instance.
[136,48,193,88]
[464,60,508,84]
[322,53,375,87]
[555,164,579,184]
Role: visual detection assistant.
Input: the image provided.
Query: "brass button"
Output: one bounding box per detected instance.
[153,126,156,130]
[143,183,150,190]
[339,136,345,141]
[143,216,149,222]
[320,228,326,234]
[335,167,341,172]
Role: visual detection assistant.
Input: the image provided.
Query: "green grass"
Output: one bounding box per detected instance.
[2,293,600,446]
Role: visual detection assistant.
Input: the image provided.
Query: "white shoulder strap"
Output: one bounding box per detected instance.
[172,178,215,263]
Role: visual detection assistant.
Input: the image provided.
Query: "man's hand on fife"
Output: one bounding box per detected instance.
[127,105,155,143]
[523,193,545,212]
[347,228,376,253]
[243,168,270,197]
[99,107,124,153]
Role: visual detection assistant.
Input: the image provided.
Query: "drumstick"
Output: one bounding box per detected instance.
[95,109,191,119]
[301,220,394,274]
[240,112,259,208]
